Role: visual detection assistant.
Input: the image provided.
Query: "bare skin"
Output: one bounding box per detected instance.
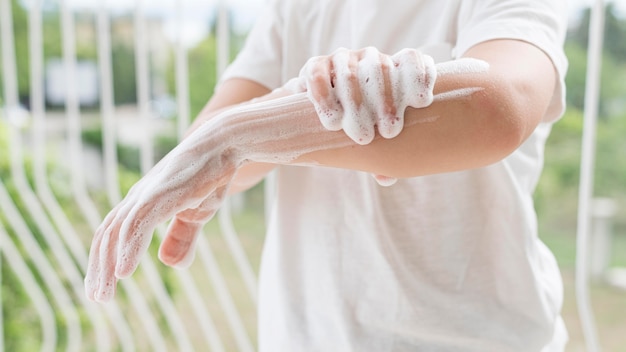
[84,39,557,302]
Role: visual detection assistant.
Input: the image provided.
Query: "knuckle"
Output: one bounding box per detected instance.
[338,70,357,84]
[334,47,349,55]
[310,69,328,84]
[379,58,391,73]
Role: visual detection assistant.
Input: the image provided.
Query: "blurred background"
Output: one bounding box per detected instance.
[0,0,625,351]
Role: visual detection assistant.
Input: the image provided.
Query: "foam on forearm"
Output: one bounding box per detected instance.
[203,57,490,182]
[114,57,491,221]
[132,58,492,211]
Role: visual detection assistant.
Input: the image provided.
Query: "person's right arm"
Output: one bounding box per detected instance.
[190,77,279,194]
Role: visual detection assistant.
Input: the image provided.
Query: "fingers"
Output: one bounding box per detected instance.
[302,47,376,144]
[338,47,375,144]
[84,114,241,302]
[299,47,437,144]
[157,198,220,269]
[301,54,343,131]
[85,187,220,302]
[158,216,204,269]
[359,48,400,139]
[392,48,437,109]
[93,221,122,302]
[159,184,229,269]
[114,194,174,279]
[85,203,129,302]
[84,190,170,302]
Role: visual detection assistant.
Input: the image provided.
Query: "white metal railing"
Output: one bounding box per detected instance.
[576,0,605,351]
[0,0,618,351]
[1,0,259,350]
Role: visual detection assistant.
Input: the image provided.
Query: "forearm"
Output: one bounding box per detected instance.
[185,80,282,194]
[211,86,481,178]
[294,69,517,177]
[205,71,527,178]
[202,41,554,179]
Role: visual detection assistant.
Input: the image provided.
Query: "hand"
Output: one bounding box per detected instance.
[291,47,437,145]
[85,118,239,302]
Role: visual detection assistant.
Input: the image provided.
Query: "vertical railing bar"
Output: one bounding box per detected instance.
[2,0,82,350]
[216,0,229,77]
[134,0,153,174]
[131,1,199,349]
[218,205,258,303]
[116,280,169,352]
[0,0,18,106]
[169,259,227,351]
[93,4,139,350]
[175,0,190,140]
[139,253,196,352]
[29,1,136,351]
[7,124,84,351]
[576,0,605,352]
[0,182,75,352]
[0,221,3,352]
[29,0,86,264]
[197,235,255,352]
[59,1,172,350]
[95,0,174,349]
[29,0,89,276]
[212,1,257,349]
[97,0,122,206]
[0,222,57,352]
[216,0,259,308]
[59,0,102,231]
[25,0,122,351]
[155,219,227,349]
[169,1,227,349]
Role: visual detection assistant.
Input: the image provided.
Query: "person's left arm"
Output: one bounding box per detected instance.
[289,39,555,176]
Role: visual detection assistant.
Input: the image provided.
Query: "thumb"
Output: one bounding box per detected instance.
[158,184,229,268]
[158,215,206,269]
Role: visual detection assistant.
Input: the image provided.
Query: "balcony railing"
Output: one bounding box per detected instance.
[1,0,260,350]
[0,0,621,351]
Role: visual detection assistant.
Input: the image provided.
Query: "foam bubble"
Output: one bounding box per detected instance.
[436,58,490,77]
[372,174,398,187]
[300,48,439,145]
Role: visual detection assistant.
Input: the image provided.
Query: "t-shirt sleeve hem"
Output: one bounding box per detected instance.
[454,27,567,123]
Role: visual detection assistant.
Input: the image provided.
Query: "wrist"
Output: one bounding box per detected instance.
[214,93,354,166]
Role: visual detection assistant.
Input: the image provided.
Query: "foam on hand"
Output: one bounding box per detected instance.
[295,47,437,145]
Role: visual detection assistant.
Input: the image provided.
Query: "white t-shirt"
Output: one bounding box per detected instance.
[222,0,569,351]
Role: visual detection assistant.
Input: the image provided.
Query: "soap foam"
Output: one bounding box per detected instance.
[294,47,438,145]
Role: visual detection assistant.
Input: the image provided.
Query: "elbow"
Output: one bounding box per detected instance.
[474,77,543,163]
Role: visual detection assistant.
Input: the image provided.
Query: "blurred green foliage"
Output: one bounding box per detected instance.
[2,0,626,350]
[535,5,626,266]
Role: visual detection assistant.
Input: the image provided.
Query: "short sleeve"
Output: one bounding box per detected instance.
[219,0,284,90]
[455,0,569,123]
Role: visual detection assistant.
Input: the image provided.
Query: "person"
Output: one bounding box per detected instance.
[85,0,570,350]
